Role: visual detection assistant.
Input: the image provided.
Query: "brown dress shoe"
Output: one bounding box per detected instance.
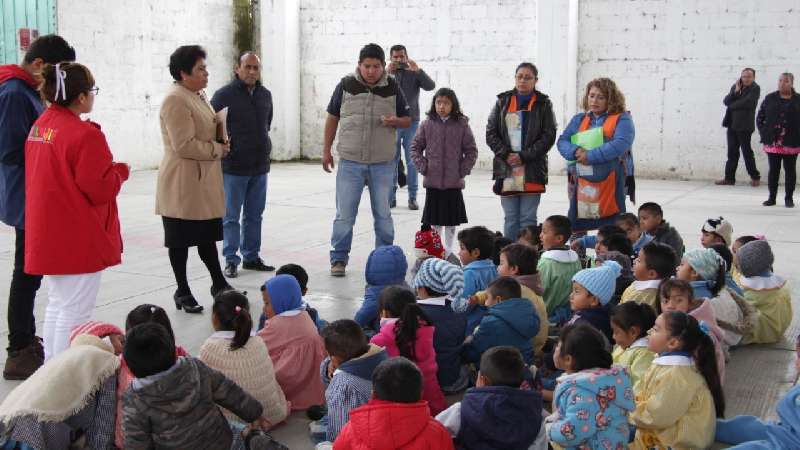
[4,344,44,380]
[751,179,760,187]
[714,179,735,186]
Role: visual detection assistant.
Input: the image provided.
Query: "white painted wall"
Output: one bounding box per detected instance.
[56,0,236,169]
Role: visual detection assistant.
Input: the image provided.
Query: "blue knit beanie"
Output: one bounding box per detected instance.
[412,258,464,299]
[572,260,622,305]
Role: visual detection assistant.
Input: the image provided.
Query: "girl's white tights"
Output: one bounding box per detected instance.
[433,225,457,256]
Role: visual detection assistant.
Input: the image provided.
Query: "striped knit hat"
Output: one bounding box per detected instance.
[412,258,464,299]
[69,320,123,344]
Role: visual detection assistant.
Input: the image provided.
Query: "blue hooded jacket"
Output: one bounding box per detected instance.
[457,386,543,450]
[462,298,539,365]
[354,245,408,330]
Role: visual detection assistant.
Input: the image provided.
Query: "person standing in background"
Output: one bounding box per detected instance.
[757,72,800,208]
[718,68,761,187]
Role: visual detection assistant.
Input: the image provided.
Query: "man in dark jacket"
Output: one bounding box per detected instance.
[211,52,275,278]
[719,67,761,186]
[0,35,75,380]
[387,45,435,210]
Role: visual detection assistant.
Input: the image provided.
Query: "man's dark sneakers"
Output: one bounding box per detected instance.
[408,199,419,210]
[331,261,346,277]
[4,344,44,380]
[787,198,795,208]
[242,258,275,272]
[224,263,238,278]
[715,179,735,186]
[763,198,776,206]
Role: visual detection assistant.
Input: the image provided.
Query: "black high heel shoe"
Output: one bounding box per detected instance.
[173,292,203,314]
[210,284,235,299]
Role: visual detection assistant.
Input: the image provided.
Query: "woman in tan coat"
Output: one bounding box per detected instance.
[157,45,232,313]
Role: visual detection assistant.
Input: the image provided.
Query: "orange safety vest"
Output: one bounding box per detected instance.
[578,112,621,137]
[503,95,545,194]
[572,112,624,220]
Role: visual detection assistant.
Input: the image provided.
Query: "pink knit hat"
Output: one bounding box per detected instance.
[69,320,123,343]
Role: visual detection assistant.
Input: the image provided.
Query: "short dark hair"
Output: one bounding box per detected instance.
[487,276,522,301]
[558,323,612,371]
[602,233,634,257]
[427,87,464,121]
[320,319,369,361]
[500,243,539,275]
[615,212,639,227]
[359,43,385,63]
[23,34,75,64]
[124,323,177,378]
[169,45,207,82]
[641,242,678,278]
[458,226,495,260]
[597,224,625,240]
[126,304,176,342]
[492,233,514,265]
[743,67,756,77]
[276,263,309,292]
[515,62,538,79]
[545,215,572,245]
[709,244,733,274]
[638,202,663,218]
[372,357,422,403]
[656,279,694,315]
[611,302,656,339]
[389,44,407,55]
[480,346,525,387]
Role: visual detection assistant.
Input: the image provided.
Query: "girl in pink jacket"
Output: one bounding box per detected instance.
[370,286,447,416]
[411,88,478,257]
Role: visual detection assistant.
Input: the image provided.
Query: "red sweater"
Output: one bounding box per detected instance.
[24,105,129,274]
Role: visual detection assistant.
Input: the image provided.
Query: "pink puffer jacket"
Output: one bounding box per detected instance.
[410,116,478,190]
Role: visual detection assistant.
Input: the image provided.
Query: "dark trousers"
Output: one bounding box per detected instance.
[767,153,798,200]
[725,129,761,181]
[7,228,43,352]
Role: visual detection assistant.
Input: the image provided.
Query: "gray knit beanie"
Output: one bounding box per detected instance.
[736,240,774,277]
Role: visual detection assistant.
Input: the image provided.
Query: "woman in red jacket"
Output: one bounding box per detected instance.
[25,63,129,360]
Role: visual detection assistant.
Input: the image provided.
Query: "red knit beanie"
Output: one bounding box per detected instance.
[415,226,445,259]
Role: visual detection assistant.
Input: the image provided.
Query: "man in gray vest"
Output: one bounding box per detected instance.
[322,43,411,276]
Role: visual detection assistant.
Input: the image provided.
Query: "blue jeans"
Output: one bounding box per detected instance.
[222,173,267,266]
[391,121,419,202]
[330,159,395,265]
[500,194,541,239]
[716,416,771,449]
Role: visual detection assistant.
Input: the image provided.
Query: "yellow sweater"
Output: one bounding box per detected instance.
[620,279,662,310]
[740,275,792,345]
[475,284,548,356]
[612,339,656,393]
[631,356,716,450]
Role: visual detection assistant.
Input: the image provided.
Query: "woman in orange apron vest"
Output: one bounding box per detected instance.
[486,62,557,239]
[557,78,636,233]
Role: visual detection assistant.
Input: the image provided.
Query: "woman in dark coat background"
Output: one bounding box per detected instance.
[757,72,800,208]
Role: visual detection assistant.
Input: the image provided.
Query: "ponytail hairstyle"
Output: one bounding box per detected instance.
[663,311,725,417]
[212,290,252,351]
[558,323,613,371]
[41,62,94,107]
[126,304,176,343]
[611,302,656,339]
[378,286,431,360]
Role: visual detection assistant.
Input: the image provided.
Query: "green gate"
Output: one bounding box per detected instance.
[0,0,56,64]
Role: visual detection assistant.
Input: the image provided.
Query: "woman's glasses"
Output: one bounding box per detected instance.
[515,75,535,81]
[89,87,100,96]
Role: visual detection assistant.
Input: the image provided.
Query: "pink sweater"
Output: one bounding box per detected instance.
[690,300,726,384]
[370,320,447,415]
[257,311,326,410]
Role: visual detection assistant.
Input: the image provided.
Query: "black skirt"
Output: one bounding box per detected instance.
[162,216,223,248]
[422,188,468,226]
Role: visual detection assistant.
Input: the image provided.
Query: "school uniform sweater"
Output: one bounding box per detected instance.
[612,338,656,393]
[740,273,793,345]
[537,249,582,314]
[620,279,662,310]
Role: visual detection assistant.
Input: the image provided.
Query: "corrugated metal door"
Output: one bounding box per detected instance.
[0,0,56,64]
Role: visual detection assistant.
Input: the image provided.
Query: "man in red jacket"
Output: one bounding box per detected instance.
[0,35,75,379]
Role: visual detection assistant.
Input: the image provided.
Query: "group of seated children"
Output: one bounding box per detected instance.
[0,200,793,450]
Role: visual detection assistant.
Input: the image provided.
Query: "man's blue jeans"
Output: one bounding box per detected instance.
[223,173,267,266]
[500,193,541,239]
[391,121,419,202]
[330,159,395,265]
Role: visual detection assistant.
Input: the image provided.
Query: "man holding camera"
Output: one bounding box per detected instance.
[718,67,761,186]
[388,45,435,210]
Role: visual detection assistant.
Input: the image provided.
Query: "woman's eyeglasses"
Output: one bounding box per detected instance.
[515,75,535,81]
[89,87,100,96]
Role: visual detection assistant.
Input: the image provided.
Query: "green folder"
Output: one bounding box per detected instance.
[570,126,604,150]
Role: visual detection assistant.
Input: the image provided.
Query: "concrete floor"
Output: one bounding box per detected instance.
[0,162,797,449]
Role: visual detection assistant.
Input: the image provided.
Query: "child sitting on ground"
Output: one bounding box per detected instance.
[496,243,548,354]
[547,323,635,448]
[258,274,326,411]
[611,302,657,392]
[538,215,582,324]
[566,260,622,343]
[616,212,653,254]
[370,286,447,415]
[354,245,409,332]
[258,263,325,332]
[631,311,724,450]
[122,323,270,449]
[621,241,677,309]
[731,235,760,287]
[570,223,626,256]
[706,243,754,349]
[709,243,744,295]
[638,202,685,263]
[199,291,290,427]
[452,226,498,333]
[735,239,793,345]
[517,224,542,251]
[656,279,726,382]
[334,358,453,449]
[409,224,447,282]
[491,231,513,266]
[700,216,733,248]
[596,251,635,307]
[462,277,539,366]
[436,346,546,450]
[317,319,388,443]
[413,257,469,394]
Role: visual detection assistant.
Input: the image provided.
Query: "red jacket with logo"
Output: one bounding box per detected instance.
[334,399,454,450]
[24,105,128,274]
